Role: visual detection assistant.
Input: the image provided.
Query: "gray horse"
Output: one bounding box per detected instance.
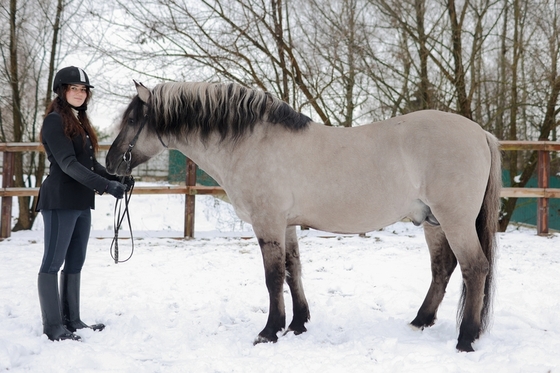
[106,81,501,352]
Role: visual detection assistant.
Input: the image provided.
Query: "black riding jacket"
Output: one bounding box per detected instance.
[36,111,116,211]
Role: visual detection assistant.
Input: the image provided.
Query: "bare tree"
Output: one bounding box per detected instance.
[0,0,70,230]
[498,0,560,230]
[87,0,379,125]
[294,0,374,126]
[7,0,31,230]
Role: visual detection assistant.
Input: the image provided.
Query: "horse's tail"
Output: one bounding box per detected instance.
[459,132,502,333]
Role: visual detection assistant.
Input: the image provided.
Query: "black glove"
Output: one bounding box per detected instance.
[105,181,126,199]
[122,176,135,192]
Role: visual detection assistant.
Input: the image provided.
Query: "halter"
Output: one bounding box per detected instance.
[122,120,145,175]
[122,115,168,174]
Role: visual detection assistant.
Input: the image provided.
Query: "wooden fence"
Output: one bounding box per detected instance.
[1,141,559,239]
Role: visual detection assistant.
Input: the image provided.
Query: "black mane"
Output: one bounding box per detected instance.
[139,82,312,142]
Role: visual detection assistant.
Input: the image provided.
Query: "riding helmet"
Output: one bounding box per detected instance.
[52,66,94,92]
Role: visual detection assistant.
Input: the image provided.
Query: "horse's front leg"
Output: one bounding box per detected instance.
[253,233,286,345]
[284,226,310,335]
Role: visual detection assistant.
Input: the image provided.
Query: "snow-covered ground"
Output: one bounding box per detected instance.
[0,186,559,372]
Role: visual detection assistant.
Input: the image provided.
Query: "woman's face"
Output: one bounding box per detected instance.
[65,84,88,107]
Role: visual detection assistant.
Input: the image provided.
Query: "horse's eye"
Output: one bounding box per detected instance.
[128,118,134,125]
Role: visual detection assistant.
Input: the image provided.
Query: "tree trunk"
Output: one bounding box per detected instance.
[9,0,33,231]
[498,0,524,231]
[446,0,472,119]
[30,0,64,221]
[415,0,431,110]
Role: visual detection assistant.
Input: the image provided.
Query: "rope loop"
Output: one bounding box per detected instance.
[110,179,134,264]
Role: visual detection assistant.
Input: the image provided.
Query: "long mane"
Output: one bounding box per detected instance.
[145,82,312,142]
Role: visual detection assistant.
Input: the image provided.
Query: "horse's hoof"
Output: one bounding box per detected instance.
[456,340,475,352]
[409,323,424,331]
[253,334,278,345]
[410,315,436,330]
[285,324,307,336]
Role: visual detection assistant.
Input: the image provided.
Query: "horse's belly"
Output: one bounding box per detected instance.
[305,218,399,235]
[293,197,411,234]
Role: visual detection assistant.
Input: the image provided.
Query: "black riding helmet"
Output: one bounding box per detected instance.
[52,66,94,92]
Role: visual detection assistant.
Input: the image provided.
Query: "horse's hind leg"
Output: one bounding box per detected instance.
[452,233,490,352]
[284,226,310,335]
[439,222,490,352]
[411,223,457,329]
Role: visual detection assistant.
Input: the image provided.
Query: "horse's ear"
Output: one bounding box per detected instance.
[133,80,151,103]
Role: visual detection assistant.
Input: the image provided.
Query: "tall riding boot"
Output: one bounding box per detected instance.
[37,273,81,341]
[60,271,105,332]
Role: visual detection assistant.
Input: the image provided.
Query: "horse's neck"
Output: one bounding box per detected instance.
[173,123,320,187]
[173,135,237,187]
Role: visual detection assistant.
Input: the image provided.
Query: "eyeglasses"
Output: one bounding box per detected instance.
[69,85,88,93]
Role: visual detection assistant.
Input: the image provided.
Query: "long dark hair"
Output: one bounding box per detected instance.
[42,85,99,152]
[140,82,311,143]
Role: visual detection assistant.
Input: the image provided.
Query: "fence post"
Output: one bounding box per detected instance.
[1,152,14,239]
[184,158,197,238]
[537,149,550,235]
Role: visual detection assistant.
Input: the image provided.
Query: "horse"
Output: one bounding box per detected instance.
[106,81,501,352]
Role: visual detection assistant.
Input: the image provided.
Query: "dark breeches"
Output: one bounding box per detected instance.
[39,209,91,274]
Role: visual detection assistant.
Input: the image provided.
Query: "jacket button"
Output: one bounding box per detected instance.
[91,167,94,170]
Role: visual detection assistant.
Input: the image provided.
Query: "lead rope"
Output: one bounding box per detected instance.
[110,116,150,263]
[110,179,134,264]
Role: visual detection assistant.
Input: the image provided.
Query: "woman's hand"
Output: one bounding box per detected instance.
[105,181,126,199]
[122,176,135,192]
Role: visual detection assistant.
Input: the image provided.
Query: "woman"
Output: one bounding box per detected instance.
[36,66,131,341]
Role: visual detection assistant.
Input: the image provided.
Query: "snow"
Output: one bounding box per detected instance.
[1,185,559,372]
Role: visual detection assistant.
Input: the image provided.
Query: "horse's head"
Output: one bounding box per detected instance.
[106,81,168,176]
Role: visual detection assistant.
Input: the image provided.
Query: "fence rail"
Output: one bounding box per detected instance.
[1,141,559,238]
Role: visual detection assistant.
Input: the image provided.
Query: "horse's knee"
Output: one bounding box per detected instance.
[258,238,286,286]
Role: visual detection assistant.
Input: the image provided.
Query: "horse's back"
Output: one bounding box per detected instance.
[300,109,492,194]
